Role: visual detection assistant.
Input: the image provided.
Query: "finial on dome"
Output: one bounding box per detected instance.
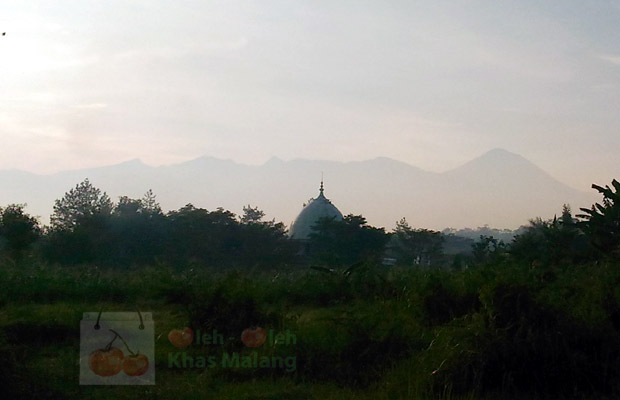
[320,172,324,195]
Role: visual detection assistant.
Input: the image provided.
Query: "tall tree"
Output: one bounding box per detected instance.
[240,204,266,224]
[392,218,444,266]
[238,205,293,267]
[472,235,507,264]
[114,196,142,217]
[50,178,113,231]
[164,205,238,266]
[308,214,388,266]
[510,205,588,265]
[43,179,113,264]
[577,179,620,256]
[105,193,167,266]
[141,189,162,216]
[0,204,41,260]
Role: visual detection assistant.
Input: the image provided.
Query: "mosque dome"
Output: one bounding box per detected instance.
[289,181,343,240]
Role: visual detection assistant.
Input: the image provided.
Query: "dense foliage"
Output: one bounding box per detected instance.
[1,178,620,398]
[1,261,620,399]
[307,214,389,266]
[0,204,41,261]
[1,178,620,269]
[578,179,620,256]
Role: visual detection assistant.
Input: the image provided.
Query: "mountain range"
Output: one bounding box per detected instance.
[0,149,600,230]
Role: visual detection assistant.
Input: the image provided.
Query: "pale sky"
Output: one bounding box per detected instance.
[1,0,619,190]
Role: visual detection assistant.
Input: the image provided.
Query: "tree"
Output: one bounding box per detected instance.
[50,178,113,231]
[0,204,41,260]
[237,219,293,268]
[391,218,444,266]
[577,180,620,256]
[104,193,167,266]
[240,205,266,224]
[163,205,239,266]
[115,190,162,217]
[44,189,166,266]
[559,204,577,228]
[114,196,143,217]
[472,235,507,264]
[308,214,388,266]
[43,179,113,264]
[510,205,588,265]
[141,189,162,216]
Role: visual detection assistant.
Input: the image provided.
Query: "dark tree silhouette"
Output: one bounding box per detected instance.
[44,179,114,264]
[50,178,113,231]
[510,204,588,265]
[391,218,444,266]
[577,179,620,256]
[240,205,266,224]
[104,192,167,266]
[308,214,388,266]
[141,189,162,216]
[0,204,41,260]
[472,235,507,264]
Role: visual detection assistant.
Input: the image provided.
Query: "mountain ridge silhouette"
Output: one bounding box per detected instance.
[0,149,597,229]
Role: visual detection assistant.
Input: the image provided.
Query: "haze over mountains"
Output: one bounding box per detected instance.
[0,149,599,230]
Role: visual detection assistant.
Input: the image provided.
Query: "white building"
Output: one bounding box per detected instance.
[289,181,343,240]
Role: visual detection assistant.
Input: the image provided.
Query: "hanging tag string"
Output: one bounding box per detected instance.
[94,307,103,330]
[137,308,145,330]
[94,308,145,330]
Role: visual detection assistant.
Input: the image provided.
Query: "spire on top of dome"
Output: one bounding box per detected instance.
[289,176,344,240]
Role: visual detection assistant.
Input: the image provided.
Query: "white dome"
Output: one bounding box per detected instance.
[289,182,343,240]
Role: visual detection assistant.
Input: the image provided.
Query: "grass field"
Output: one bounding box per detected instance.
[1,260,619,399]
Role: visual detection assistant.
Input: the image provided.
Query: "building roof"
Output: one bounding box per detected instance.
[289,181,343,240]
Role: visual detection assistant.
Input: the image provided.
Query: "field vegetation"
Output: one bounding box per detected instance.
[0,179,619,399]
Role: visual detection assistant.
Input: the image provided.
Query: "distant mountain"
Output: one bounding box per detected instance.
[0,149,600,230]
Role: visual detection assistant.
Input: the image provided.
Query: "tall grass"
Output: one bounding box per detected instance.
[1,260,620,398]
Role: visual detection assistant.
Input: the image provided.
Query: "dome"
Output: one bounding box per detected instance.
[289,182,343,240]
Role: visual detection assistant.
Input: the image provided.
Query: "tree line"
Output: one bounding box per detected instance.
[0,178,619,268]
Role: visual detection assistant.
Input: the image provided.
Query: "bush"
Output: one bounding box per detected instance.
[426,282,620,398]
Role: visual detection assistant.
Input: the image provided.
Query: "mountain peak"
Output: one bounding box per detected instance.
[442,148,554,185]
[480,148,524,160]
[176,155,238,167]
[118,158,145,166]
[264,156,285,165]
[454,148,532,170]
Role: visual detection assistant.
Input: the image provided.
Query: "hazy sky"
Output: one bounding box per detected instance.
[1,0,619,190]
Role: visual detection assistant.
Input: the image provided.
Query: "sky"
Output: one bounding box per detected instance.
[1,0,619,191]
